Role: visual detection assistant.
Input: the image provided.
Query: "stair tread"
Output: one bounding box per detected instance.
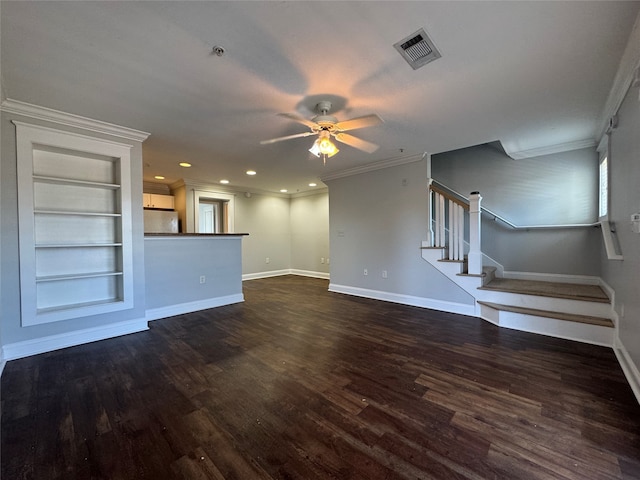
[478,277,610,303]
[478,301,614,328]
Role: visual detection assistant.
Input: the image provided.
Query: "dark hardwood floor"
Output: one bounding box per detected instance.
[3,275,640,479]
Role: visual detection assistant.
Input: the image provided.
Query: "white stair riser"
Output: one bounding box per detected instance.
[422,244,615,346]
[479,305,614,347]
[477,290,612,319]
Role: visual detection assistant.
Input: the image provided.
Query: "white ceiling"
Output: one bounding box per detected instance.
[2,1,639,194]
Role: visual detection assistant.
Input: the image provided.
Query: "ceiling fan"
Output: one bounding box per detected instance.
[260,101,383,162]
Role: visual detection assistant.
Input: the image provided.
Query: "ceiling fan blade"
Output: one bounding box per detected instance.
[334,114,383,132]
[277,112,319,129]
[333,132,379,153]
[260,131,315,145]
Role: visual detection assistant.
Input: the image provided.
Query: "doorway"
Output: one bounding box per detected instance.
[194,190,235,233]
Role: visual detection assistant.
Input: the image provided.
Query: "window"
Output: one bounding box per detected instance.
[598,155,608,219]
[597,133,622,260]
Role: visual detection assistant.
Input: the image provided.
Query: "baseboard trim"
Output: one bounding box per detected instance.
[145,294,244,321]
[2,318,149,361]
[328,284,476,316]
[290,269,330,280]
[243,269,329,281]
[614,337,640,405]
[0,347,5,379]
[243,269,291,281]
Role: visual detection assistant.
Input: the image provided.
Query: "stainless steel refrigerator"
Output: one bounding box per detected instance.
[143,210,179,233]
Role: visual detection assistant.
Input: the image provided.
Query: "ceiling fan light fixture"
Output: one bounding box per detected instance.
[309,139,321,157]
[319,137,339,157]
[310,131,339,158]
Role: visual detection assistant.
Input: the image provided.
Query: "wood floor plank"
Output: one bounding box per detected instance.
[2,275,640,479]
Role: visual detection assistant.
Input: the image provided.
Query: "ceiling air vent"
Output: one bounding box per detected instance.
[393,28,441,70]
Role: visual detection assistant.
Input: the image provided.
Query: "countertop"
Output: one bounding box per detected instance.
[144,233,249,237]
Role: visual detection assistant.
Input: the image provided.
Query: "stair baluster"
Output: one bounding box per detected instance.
[428,184,471,263]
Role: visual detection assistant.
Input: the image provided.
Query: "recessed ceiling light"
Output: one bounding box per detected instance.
[246,170,256,176]
[179,162,192,167]
[280,189,288,193]
[220,179,230,184]
[154,175,165,180]
[308,183,317,187]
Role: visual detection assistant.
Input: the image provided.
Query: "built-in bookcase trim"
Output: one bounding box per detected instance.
[1,98,150,142]
[15,121,135,326]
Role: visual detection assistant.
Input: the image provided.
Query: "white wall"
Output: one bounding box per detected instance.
[0,111,147,354]
[602,82,640,377]
[325,158,474,309]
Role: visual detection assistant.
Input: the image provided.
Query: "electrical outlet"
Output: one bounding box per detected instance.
[382,270,388,278]
[363,268,368,276]
[327,258,330,265]
[265,257,270,264]
[321,257,325,264]
[199,275,206,284]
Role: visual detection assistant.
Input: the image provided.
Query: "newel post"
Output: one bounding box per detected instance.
[468,191,482,275]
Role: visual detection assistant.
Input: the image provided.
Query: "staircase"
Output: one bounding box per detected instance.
[421,244,615,347]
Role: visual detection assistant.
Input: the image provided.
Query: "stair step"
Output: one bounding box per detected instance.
[478,277,610,303]
[478,301,614,328]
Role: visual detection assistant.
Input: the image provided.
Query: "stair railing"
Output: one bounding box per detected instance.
[428,182,483,275]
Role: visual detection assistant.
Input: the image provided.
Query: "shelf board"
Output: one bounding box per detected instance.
[37,297,124,315]
[33,175,120,189]
[35,243,123,248]
[34,210,122,217]
[36,271,123,283]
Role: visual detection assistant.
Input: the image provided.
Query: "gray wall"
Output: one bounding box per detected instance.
[235,192,292,275]
[290,192,330,275]
[145,236,242,309]
[233,190,330,276]
[481,221,602,275]
[0,111,147,346]
[433,143,602,274]
[326,159,474,305]
[601,82,640,371]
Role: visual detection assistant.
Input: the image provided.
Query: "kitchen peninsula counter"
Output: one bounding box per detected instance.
[144,233,247,321]
[144,233,248,237]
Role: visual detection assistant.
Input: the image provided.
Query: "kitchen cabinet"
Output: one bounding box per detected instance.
[15,122,134,326]
[143,193,174,210]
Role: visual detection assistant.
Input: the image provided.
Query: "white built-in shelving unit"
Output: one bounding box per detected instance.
[16,122,135,326]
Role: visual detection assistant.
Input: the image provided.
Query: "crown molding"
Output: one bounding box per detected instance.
[290,187,328,199]
[320,152,427,182]
[597,10,640,140]
[503,138,597,160]
[170,178,293,199]
[0,98,150,142]
[169,177,327,199]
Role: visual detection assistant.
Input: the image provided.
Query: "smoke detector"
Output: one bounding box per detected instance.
[393,28,441,70]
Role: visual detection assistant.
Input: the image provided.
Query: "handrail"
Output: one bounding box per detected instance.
[429,183,469,209]
[430,180,600,230]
